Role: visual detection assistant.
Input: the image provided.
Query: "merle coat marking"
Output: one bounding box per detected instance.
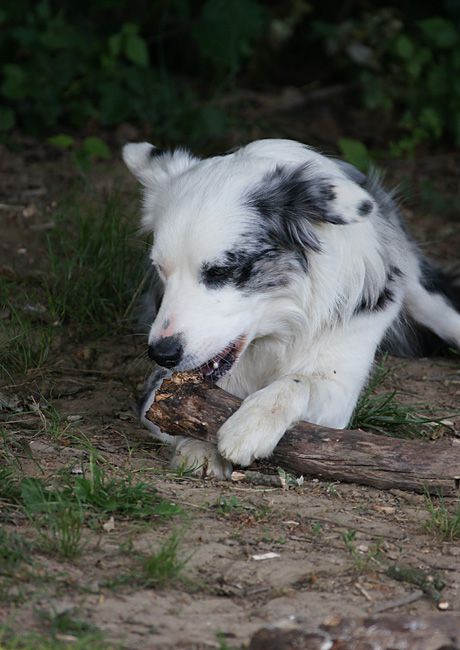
[123,139,460,478]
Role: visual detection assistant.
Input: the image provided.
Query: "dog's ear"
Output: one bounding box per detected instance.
[247,164,378,260]
[122,142,198,186]
[249,164,377,227]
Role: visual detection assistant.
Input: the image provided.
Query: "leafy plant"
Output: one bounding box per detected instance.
[338,138,372,172]
[0,0,268,143]
[317,9,460,152]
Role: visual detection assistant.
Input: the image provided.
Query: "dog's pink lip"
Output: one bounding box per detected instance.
[196,336,246,382]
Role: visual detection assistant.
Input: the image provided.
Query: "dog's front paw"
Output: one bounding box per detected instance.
[217,405,284,467]
[171,437,232,480]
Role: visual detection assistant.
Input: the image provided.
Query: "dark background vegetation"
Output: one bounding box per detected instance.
[2,0,460,160]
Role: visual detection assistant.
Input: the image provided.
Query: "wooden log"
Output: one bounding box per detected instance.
[249,614,460,650]
[146,370,460,495]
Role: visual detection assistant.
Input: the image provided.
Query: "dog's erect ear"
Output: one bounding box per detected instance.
[122,142,198,186]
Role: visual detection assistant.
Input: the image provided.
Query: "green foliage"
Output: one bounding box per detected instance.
[317,9,460,152]
[338,138,372,172]
[0,0,269,143]
[193,0,267,74]
[1,2,458,151]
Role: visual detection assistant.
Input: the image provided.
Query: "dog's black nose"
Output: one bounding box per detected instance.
[148,336,184,368]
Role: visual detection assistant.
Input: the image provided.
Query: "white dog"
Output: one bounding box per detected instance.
[123,139,460,479]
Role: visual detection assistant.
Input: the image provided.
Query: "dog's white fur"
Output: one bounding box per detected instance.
[123,139,460,478]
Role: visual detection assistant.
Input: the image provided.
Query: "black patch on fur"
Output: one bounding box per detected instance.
[390,265,403,277]
[357,199,373,216]
[420,260,460,311]
[319,184,336,202]
[149,147,164,159]
[201,247,293,292]
[246,165,322,265]
[354,285,394,315]
[245,165,364,273]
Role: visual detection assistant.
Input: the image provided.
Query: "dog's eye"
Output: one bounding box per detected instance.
[207,266,229,278]
[201,264,233,287]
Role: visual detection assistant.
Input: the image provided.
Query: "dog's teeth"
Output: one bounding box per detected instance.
[213,361,219,369]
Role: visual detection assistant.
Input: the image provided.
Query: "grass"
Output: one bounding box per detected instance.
[70,452,182,521]
[1,188,146,382]
[214,495,242,514]
[0,626,115,650]
[37,611,101,643]
[0,465,22,502]
[12,452,181,558]
[351,358,451,438]
[45,191,146,333]
[0,527,31,575]
[342,529,383,573]
[21,478,84,559]
[142,530,189,588]
[104,529,190,590]
[0,301,53,380]
[424,495,460,541]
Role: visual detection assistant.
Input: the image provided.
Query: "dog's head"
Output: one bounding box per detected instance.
[123,139,376,380]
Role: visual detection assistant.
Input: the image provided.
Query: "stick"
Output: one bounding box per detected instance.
[146,370,460,495]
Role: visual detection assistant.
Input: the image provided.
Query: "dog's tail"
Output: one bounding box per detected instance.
[383,259,460,357]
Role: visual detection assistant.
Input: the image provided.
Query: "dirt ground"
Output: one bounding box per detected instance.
[1,133,460,649]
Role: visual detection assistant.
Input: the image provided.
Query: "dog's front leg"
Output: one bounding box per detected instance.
[217,375,310,466]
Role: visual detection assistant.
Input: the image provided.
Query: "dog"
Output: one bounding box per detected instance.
[122,138,460,479]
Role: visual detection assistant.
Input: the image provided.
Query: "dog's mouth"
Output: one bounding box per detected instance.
[196,338,245,382]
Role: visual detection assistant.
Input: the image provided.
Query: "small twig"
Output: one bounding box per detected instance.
[354,582,373,602]
[372,589,424,613]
